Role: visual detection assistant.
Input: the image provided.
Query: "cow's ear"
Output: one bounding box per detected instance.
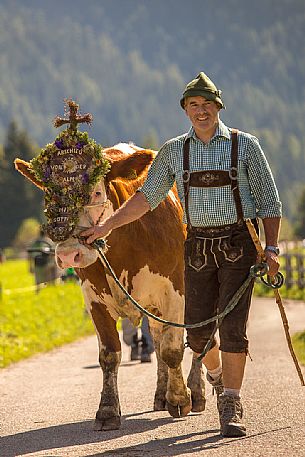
[14,159,46,190]
[106,150,154,182]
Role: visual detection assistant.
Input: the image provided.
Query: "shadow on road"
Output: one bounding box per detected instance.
[83,426,292,457]
[1,405,291,457]
[83,360,152,369]
[0,411,178,457]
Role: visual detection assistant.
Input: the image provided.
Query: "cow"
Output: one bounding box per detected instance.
[15,142,206,431]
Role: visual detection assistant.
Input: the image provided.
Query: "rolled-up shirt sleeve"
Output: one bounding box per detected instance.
[247,136,282,218]
[139,143,175,210]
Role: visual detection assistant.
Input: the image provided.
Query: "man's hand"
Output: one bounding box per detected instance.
[265,250,280,277]
[81,224,109,244]
[80,192,151,245]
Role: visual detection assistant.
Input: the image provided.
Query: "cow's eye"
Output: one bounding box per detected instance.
[95,191,102,196]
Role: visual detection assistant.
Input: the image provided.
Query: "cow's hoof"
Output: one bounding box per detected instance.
[180,401,192,417]
[166,400,192,418]
[153,398,167,411]
[191,398,206,412]
[167,402,181,418]
[93,416,121,431]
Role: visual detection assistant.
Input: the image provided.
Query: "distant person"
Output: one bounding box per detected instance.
[27,228,58,290]
[122,316,154,363]
[82,71,282,437]
[0,248,5,263]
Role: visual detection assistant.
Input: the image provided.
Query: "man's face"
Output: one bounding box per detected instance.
[184,96,220,136]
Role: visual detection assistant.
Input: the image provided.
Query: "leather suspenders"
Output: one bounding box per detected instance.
[182,129,244,228]
[230,129,244,225]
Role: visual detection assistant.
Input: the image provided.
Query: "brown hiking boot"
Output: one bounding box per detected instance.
[206,373,224,399]
[218,394,246,437]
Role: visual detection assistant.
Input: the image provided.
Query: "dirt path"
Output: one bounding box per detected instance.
[1,297,305,457]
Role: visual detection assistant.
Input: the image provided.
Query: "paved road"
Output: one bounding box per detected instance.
[1,297,305,457]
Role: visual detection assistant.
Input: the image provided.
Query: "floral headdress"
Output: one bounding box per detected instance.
[30,99,110,241]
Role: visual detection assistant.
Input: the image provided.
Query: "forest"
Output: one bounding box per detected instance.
[0,0,305,248]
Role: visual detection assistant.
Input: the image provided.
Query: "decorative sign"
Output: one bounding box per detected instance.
[46,146,94,188]
[30,99,110,241]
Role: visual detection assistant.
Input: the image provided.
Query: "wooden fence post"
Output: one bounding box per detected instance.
[283,254,293,289]
[296,254,305,289]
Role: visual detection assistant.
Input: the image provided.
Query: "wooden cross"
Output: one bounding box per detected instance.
[53,99,93,132]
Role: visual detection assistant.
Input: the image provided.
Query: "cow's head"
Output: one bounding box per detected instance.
[15,100,154,269]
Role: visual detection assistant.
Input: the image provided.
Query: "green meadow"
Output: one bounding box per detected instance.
[0,259,94,368]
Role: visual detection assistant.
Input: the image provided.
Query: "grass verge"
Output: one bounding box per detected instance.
[0,259,94,368]
[254,280,305,366]
[292,332,305,366]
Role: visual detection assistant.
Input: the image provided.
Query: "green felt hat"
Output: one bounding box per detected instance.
[180,71,225,109]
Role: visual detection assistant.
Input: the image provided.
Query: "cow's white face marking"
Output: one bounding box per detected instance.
[78,180,114,228]
[55,180,115,268]
[55,237,99,268]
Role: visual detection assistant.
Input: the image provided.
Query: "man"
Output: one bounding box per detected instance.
[82,71,282,437]
[0,248,5,263]
[28,228,58,291]
[122,316,154,363]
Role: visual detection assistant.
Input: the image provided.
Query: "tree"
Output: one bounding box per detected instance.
[0,121,43,248]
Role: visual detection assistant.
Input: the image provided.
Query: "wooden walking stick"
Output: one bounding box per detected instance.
[246,219,305,387]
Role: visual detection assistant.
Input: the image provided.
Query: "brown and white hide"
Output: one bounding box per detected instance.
[15,143,205,431]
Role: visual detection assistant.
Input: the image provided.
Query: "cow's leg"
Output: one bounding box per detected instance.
[90,301,122,431]
[149,327,168,411]
[160,325,192,417]
[95,346,121,430]
[187,352,206,412]
[150,318,192,418]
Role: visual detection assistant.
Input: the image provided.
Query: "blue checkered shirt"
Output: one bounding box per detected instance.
[139,120,282,227]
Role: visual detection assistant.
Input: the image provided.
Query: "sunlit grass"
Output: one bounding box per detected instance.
[0,259,35,290]
[0,259,94,368]
[292,332,305,366]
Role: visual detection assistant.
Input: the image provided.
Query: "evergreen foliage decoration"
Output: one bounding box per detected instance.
[30,99,110,241]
